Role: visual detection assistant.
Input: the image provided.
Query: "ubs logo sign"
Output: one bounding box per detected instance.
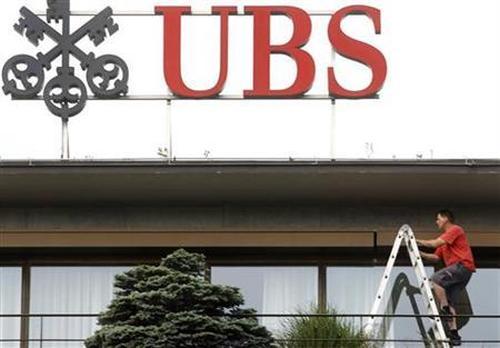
[2,2,387,116]
[1,0,129,118]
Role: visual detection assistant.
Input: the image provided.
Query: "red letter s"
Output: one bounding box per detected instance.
[328,6,387,99]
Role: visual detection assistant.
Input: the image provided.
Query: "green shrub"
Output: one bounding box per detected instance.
[278,306,371,348]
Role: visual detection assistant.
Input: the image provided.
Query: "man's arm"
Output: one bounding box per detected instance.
[420,251,441,263]
[416,238,446,249]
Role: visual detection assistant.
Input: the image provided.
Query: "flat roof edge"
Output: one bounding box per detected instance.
[0,158,499,168]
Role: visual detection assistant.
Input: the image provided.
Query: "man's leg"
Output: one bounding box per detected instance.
[432,280,455,327]
[430,267,457,328]
[431,264,472,346]
[432,281,449,308]
[448,304,457,331]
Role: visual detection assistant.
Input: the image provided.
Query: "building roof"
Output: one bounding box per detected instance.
[0,159,499,206]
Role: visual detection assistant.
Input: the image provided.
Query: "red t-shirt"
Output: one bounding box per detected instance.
[434,225,476,272]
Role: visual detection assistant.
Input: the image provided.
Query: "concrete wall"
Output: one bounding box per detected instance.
[1,205,499,248]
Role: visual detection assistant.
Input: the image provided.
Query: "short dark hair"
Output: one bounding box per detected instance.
[437,209,455,223]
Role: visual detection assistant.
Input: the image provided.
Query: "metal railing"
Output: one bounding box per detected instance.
[1,313,500,347]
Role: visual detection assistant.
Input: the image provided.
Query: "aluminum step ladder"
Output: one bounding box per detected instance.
[365,224,450,347]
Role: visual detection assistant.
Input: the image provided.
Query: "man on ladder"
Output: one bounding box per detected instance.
[417,209,476,346]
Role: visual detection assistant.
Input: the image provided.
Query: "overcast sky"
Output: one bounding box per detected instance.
[0,0,499,160]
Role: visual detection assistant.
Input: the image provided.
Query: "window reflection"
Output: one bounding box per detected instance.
[460,268,500,341]
[327,266,434,345]
[0,267,22,348]
[29,266,130,348]
[1,263,497,347]
[211,266,318,333]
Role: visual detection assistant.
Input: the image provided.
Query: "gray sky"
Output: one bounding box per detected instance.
[1,0,499,160]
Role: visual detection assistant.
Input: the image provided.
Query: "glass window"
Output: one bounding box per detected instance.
[328,266,500,344]
[459,268,500,341]
[327,267,382,323]
[211,266,318,333]
[0,267,22,348]
[29,266,130,348]
[327,266,434,344]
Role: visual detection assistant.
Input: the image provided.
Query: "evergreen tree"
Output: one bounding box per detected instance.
[85,249,274,348]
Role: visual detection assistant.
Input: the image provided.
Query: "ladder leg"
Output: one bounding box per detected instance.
[366,225,406,336]
[405,227,450,348]
[366,225,451,348]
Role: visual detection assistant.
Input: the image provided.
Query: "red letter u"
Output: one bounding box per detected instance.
[155,6,236,98]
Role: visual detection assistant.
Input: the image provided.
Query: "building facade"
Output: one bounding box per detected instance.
[1,159,499,346]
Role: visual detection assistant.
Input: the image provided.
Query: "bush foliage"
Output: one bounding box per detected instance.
[85,249,274,348]
[278,306,370,348]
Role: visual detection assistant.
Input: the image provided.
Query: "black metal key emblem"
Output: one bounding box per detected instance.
[2,0,129,118]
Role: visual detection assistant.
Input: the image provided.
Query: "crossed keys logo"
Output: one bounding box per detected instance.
[1,0,129,118]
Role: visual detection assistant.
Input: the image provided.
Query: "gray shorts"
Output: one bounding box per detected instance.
[431,262,472,305]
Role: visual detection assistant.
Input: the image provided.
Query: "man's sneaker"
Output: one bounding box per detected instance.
[449,330,462,346]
